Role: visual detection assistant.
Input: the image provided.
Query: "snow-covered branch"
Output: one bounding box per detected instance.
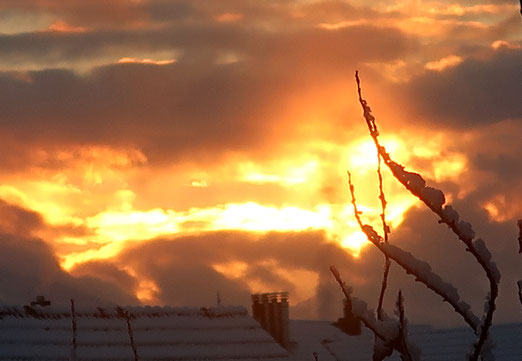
[347,174,480,331]
[330,266,420,360]
[354,71,500,361]
[376,149,392,321]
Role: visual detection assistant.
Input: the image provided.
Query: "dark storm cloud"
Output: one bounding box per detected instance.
[109,230,359,315]
[0,198,90,239]
[0,0,418,169]
[404,48,522,127]
[0,199,137,305]
[0,63,283,164]
[0,199,45,237]
[0,233,138,305]
[0,197,91,240]
[0,20,415,67]
[387,197,521,326]
[0,21,416,166]
[70,260,139,293]
[0,0,375,28]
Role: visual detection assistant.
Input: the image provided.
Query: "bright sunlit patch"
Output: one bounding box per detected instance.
[211,202,332,232]
[212,261,249,279]
[240,160,319,185]
[190,179,208,188]
[341,231,369,257]
[118,57,176,65]
[121,266,161,304]
[0,181,83,226]
[491,40,522,50]
[135,279,161,304]
[318,20,368,30]
[47,20,87,33]
[4,135,442,276]
[215,13,244,22]
[347,138,402,172]
[425,55,463,72]
[362,60,409,82]
[483,195,520,223]
[432,155,467,181]
[87,208,179,243]
[61,241,129,270]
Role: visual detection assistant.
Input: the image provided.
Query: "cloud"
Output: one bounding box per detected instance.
[0,199,136,305]
[386,197,521,326]
[0,233,138,305]
[0,19,417,168]
[0,199,45,237]
[403,48,522,127]
[103,230,358,317]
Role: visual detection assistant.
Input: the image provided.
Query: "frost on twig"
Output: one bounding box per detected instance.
[354,71,499,361]
[347,173,480,331]
[330,266,419,361]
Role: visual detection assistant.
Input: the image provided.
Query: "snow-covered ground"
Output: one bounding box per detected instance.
[289,320,522,361]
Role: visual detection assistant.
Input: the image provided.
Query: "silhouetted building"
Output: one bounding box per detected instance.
[251,292,290,349]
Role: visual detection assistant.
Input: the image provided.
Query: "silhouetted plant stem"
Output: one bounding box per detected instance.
[396,290,413,361]
[69,299,77,361]
[518,220,522,310]
[119,308,139,361]
[376,152,391,321]
[354,71,499,361]
[347,171,480,331]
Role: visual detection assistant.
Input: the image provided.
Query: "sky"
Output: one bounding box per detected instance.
[0,0,520,327]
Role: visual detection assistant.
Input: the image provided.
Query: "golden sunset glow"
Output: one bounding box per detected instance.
[0,0,520,324]
[0,130,471,275]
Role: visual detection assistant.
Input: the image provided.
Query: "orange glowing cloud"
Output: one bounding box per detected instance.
[425,55,463,71]
[215,13,244,22]
[491,40,521,50]
[117,57,176,65]
[47,20,88,33]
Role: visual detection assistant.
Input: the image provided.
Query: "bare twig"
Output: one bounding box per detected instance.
[354,71,499,361]
[118,308,139,361]
[396,290,414,361]
[348,173,480,331]
[377,149,392,321]
[69,299,77,361]
[518,280,522,309]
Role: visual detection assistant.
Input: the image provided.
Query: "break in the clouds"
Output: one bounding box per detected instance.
[0,200,137,305]
[0,0,520,326]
